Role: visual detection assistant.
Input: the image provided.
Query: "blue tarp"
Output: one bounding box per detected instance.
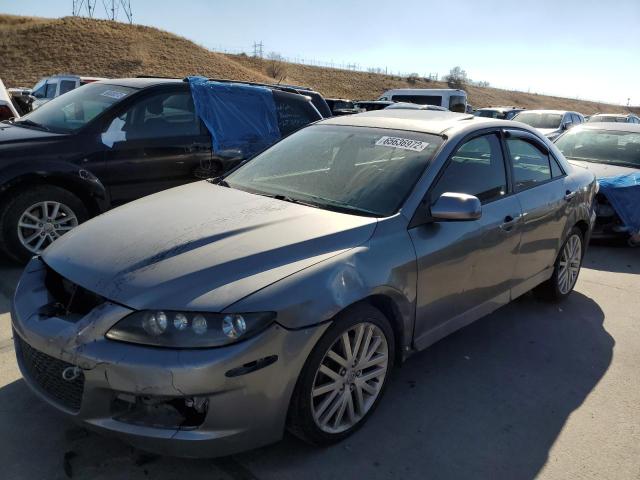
[188,76,280,158]
[598,172,640,233]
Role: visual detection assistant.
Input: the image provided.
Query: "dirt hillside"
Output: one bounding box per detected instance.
[1,14,636,115]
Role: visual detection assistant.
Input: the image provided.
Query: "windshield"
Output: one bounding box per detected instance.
[475,109,501,119]
[17,83,135,133]
[588,115,626,123]
[226,124,443,217]
[513,112,562,129]
[555,128,640,167]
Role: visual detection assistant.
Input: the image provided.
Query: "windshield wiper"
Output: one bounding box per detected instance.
[271,194,321,209]
[207,177,230,187]
[15,119,51,132]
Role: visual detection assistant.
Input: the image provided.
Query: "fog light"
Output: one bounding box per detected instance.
[192,314,208,335]
[222,314,247,339]
[142,311,168,336]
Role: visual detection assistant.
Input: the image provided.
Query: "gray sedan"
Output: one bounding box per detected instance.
[12,110,596,457]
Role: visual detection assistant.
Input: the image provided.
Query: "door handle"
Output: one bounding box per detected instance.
[564,190,577,201]
[500,214,521,231]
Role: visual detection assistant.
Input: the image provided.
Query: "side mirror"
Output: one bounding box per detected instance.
[431,192,482,221]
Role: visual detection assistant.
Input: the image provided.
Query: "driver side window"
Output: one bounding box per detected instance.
[431,133,507,204]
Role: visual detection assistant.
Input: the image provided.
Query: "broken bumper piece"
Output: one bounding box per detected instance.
[11,257,328,457]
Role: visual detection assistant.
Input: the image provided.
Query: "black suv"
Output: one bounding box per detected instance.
[0,77,322,262]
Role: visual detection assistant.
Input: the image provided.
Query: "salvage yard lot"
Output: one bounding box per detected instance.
[0,245,638,480]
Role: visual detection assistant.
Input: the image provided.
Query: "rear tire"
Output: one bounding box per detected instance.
[0,186,88,264]
[534,227,584,301]
[287,303,395,446]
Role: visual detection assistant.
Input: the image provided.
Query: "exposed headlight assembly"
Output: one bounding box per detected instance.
[106,311,276,348]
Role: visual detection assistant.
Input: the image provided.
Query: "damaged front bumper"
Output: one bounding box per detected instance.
[11,257,328,457]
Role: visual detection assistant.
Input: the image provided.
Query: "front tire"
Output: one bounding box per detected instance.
[534,227,584,301]
[0,186,88,263]
[287,303,395,446]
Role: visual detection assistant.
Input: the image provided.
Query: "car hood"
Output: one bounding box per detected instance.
[0,122,65,145]
[43,182,378,311]
[568,159,640,178]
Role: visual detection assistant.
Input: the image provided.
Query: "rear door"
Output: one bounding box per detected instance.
[410,131,523,348]
[504,129,570,292]
[102,87,212,204]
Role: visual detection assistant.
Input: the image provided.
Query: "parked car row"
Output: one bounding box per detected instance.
[10,104,597,458]
[0,77,325,262]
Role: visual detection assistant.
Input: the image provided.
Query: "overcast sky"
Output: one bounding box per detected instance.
[3,0,639,105]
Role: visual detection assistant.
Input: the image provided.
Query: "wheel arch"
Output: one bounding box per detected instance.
[359,294,408,365]
[0,172,108,217]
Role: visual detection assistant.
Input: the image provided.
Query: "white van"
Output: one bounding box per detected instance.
[378,88,467,112]
[30,75,105,110]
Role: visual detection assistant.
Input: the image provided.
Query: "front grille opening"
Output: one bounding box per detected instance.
[112,394,208,429]
[44,264,105,317]
[16,334,84,412]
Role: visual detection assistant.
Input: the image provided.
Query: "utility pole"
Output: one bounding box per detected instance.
[73,0,97,17]
[100,0,133,23]
[252,41,264,58]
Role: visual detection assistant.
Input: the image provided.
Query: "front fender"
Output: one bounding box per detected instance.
[0,161,109,212]
[226,218,417,351]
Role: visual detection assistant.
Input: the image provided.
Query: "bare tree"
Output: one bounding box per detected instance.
[407,73,420,85]
[445,66,468,89]
[266,52,288,83]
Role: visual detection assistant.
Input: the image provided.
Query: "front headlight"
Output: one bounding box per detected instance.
[106,311,276,348]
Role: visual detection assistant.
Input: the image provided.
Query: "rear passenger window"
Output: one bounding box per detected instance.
[59,80,76,95]
[274,96,317,135]
[45,82,57,99]
[507,138,552,191]
[431,134,507,204]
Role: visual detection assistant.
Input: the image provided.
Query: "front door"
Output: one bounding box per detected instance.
[409,132,523,349]
[101,88,212,205]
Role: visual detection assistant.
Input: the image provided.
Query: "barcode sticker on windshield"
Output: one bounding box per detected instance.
[375,136,429,152]
[100,90,127,100]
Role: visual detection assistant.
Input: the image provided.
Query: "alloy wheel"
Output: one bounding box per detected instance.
[310,322,389,434]
[558,234,582,295]
[16,201,78,254]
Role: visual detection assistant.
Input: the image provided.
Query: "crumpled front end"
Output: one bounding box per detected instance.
[11,257,328,457]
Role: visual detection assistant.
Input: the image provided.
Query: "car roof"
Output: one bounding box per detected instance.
[575,122,640,133]
[319,109,514,135]
[355,100,394,104]
[477,106,522,112]
[94,77,183,89]
[590,113,636,118]
[518,109,574,114]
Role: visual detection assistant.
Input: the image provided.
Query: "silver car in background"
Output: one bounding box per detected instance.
[513,109,585,140]
[554,122,640,242]
[12,110,596,457]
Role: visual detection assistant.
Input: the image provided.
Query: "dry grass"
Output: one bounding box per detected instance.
[0,14,636,115]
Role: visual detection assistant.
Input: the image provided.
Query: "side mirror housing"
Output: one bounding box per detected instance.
[431,192,482,221]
